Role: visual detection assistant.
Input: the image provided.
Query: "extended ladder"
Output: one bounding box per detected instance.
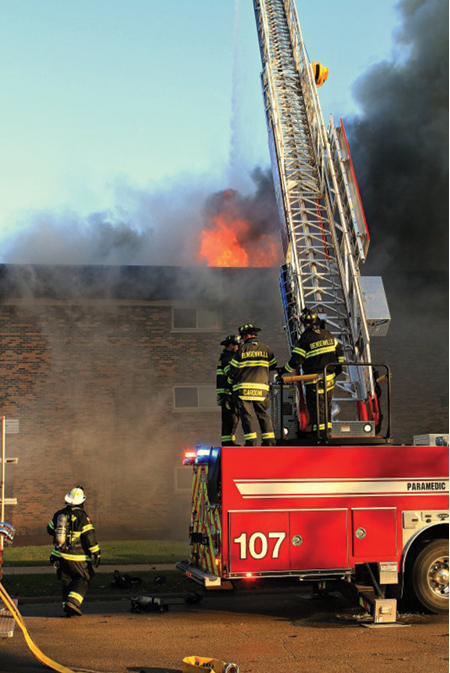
[253,0,378,415]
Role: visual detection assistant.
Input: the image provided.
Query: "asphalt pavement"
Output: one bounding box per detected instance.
[1,588,448,673]
[1,566,449,673]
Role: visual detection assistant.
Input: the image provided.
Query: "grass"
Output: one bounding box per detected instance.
[1,540,194,599]
[2,570,197,599]
[2,539,190,567]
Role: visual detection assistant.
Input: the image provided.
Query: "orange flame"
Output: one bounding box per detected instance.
[199,215,280,267]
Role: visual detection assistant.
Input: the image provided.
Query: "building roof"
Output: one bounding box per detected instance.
[0,264,280,303]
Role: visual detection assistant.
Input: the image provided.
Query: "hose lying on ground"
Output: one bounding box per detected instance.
[0,581,78,673]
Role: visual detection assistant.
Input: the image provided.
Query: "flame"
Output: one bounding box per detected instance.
[200,216,249,267]
[199,215,280,267]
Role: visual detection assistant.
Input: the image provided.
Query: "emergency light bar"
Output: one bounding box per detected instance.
[183,446,212,466]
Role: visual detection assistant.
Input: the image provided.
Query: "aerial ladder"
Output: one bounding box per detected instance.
[253,0,391,441]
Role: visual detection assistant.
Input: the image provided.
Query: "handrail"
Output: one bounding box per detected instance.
[323,362,392,443]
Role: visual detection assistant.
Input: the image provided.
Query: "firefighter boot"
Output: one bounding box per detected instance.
[64,601,83,617]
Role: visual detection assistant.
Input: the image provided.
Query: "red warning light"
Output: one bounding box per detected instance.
[183,450,197,465]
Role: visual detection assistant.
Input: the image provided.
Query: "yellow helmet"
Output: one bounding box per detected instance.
[65,486,86,505]
[312,61,329,87]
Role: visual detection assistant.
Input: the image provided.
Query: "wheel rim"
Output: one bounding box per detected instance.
[427,555,449,599]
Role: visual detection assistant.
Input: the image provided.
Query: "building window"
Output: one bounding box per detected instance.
[173,386,219,411]
[172,307,221,331]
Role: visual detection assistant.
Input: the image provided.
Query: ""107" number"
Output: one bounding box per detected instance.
[233,531,286,560]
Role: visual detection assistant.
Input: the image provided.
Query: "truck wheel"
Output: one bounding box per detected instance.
[411,539,449,614]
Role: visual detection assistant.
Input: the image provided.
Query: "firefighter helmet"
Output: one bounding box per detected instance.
[65,486,86,505]
[299,308,319,326]
[311,61,329,87]
[238,324,261,337]
[220,334,241,346]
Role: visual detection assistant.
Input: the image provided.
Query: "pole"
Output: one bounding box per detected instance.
[1,416,5,558]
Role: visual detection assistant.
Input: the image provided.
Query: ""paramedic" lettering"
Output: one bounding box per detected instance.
[407,482,446,491]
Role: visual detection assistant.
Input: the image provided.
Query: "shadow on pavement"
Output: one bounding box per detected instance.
[128,668,179,673]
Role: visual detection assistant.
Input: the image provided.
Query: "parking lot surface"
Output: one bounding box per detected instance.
[1,590,448,673]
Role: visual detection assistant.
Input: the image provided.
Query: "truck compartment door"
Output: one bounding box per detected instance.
[352,508,397,558]
[289,510,348,569]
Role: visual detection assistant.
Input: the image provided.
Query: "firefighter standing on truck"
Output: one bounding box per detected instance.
[279,308,344,435]
[217,334,241,446]
[227,324,277,446]
[47,485,100,617]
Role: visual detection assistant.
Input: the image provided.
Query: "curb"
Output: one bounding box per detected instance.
[2,563,177,576]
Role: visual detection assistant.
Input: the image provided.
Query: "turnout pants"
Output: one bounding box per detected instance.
[57,558,93,610]
[221,396,240,446]
[237,397,275,446]
[305,379,335,435]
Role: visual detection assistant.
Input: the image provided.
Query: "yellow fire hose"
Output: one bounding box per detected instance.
[0,581,77,673]
[182,656,239,673]
[1,583,239,673]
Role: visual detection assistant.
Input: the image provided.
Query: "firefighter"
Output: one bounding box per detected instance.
[227,324,277,446]
[217,334,241,446]
[278,307,344,435]
[47,486,101,617]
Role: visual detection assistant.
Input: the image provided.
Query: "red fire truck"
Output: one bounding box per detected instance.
[177,442,448,622]
[177,0,449,623]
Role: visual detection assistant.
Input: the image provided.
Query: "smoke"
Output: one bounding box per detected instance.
[1,178,210,267]
[347,0,448,280]
[1,169,281,269]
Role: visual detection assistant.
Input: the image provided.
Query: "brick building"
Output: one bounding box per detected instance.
[0,264,447,544]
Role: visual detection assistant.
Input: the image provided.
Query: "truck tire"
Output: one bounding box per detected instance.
[410,539,449,614]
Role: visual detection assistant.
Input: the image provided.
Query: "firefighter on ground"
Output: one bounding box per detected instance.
[227,324,277,446]
[47,486,101,617]
[217,334,241,446]
[278,308,344,435]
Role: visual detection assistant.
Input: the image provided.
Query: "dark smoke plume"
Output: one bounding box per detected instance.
[347,0,448,279]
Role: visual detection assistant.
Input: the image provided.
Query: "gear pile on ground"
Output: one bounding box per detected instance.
[110,569,142,589]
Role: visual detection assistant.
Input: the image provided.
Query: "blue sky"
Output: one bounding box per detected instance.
[0,0,401,261]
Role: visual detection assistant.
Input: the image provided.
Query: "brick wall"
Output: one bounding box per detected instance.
[0,265,447,544]
[0,265,289,543]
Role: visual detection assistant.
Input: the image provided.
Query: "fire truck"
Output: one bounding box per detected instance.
[177,0,449,622]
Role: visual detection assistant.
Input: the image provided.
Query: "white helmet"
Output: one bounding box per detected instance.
[65,486,86,505]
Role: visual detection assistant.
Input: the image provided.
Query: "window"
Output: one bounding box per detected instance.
[172,307,221,331]
[173,386,219,412]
